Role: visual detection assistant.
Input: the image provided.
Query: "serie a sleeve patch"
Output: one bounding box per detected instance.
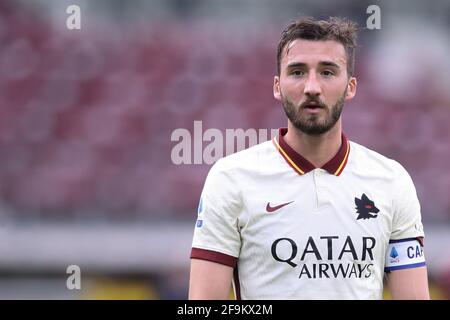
[385,238,426,271]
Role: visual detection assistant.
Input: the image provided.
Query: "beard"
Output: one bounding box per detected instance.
[282,89,346,135]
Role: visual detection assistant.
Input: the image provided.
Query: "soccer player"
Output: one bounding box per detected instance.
[189,17,430,299]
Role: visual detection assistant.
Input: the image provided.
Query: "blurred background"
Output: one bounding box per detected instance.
[0,0,449,299]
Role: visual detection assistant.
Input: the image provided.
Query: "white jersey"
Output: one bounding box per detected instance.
[191,128,425,300]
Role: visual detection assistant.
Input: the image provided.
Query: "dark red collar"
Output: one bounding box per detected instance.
[272,128,350,176]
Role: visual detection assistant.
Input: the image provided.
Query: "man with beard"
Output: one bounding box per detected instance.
[189,17,430,300]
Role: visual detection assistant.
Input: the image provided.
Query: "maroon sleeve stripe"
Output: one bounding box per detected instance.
[191,248,237,268]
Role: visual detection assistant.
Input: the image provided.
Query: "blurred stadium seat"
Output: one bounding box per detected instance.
[0,1,449,222]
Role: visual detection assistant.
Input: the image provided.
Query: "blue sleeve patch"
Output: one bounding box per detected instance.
[197,197,204,215]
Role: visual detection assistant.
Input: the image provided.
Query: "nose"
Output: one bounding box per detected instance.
[304,72,322,97]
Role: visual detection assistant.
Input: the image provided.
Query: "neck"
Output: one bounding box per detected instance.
[284,120,343,168]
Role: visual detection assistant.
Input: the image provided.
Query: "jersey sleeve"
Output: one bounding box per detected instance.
[390,163,425,240]
[385,163,426,271]
[190,159,242,268]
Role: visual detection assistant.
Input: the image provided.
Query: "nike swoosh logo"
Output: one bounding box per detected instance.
[266,201,294,213]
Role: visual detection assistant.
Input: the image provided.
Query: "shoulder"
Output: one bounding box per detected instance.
[202,140,274,200]
[348,141,411,180]
[209,139,275,176]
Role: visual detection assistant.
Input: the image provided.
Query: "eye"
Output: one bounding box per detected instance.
[321,70,335,77]
[291,70,305,76]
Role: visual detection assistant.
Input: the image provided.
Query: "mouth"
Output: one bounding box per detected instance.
[302,103,324,113]
[304,104,321,109]
[302,100,324,108]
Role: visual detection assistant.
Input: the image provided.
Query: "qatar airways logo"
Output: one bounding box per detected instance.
[271,236,376,279]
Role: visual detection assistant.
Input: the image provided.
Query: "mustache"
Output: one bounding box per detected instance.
[300,97,327,109]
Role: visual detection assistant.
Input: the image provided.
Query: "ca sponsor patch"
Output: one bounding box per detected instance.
[385,238,425,271]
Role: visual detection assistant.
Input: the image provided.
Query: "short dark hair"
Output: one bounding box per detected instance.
[277,17,358,77]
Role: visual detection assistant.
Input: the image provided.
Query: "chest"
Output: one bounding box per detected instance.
[238,169,394,261]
